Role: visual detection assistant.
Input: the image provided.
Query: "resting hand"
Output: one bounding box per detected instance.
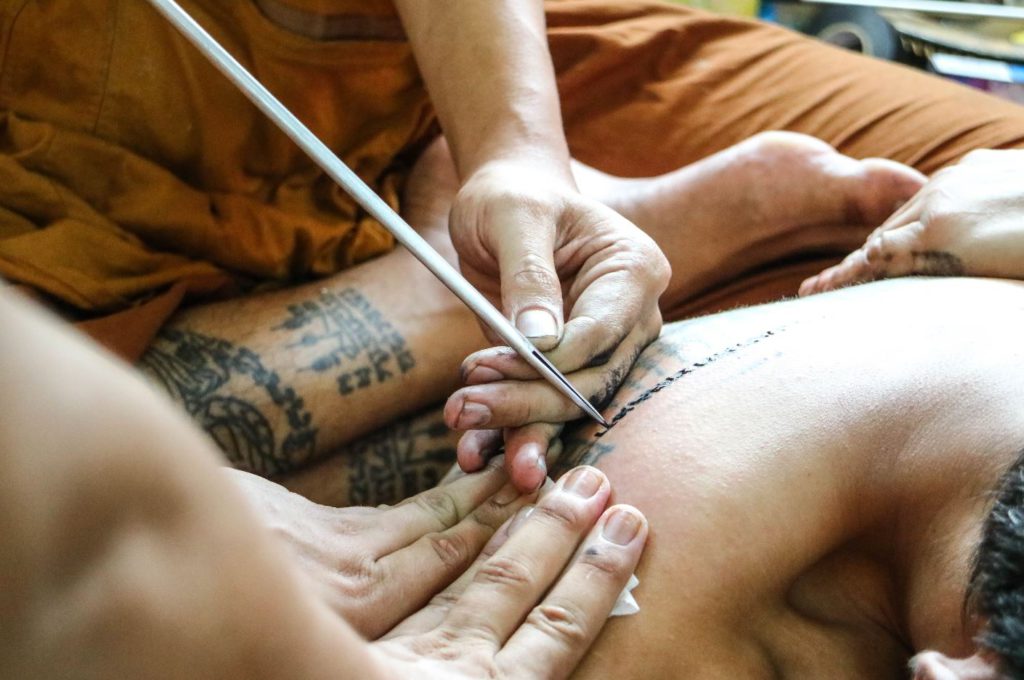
[371,466,648,679]
[447,160,670,490]
[227,459,535,639]
[800,149,1024,295]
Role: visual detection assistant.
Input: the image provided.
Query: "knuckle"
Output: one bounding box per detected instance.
[500,390,535,425]
[427,589,463,612]
[533,499,583,533]
[428,625,496,659]
[336,558,381,602]
[577,544,630,577]
[510,253,560,291]
[469,497,513,532]
[414,488,462,528]
[524,600,591,648]
[474,554,534,590]
[426,530,472,570]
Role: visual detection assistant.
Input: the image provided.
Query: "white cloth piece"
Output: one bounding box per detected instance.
[609,574,640,617]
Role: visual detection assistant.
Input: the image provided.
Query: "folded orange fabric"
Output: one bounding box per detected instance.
[2,0,1024,359]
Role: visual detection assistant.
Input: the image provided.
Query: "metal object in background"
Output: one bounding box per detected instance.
[803,0,1024,20]
[145,0,609,427]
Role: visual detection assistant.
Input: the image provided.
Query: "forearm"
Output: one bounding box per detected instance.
[0,289,382,680]
[137,247,485,476]
[277,404,457,507]
[394,0,572,181]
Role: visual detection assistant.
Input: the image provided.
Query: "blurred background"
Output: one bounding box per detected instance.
[666,0,1024,103]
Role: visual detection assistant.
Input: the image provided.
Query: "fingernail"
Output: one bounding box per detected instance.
[518,444,548,493]
[601,507,642,545]
[458,402,491,428]
[509,505,535,535]
[563,466,603,498]
[516,308,559,342]
[466,365,505,385]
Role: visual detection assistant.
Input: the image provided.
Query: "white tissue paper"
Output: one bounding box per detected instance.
[609,574,640,617]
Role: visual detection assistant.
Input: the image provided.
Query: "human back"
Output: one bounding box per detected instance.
[563,277,1024,679]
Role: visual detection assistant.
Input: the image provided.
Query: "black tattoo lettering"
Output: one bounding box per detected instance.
[277,289,415,395]
[139,330,318,476]
[345,412,457,506]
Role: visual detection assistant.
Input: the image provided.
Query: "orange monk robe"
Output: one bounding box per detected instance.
[3,0,1024,359]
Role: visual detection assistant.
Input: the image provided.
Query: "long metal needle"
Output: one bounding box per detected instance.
[146,0,608,427]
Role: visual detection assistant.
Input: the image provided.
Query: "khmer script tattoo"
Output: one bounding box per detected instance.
[344,411,457,506]
[139,288,417,477]
[277,289,415,395]
[138,330,318,476]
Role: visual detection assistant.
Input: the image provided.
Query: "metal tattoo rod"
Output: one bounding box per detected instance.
[146,0,608,427]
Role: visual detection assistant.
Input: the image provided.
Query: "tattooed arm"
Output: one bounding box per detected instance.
[138,242,484,476]
[276,405,460,507]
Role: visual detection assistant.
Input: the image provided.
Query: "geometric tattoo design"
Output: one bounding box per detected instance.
[276,288,415,395]
[344,413,457,506]
[138,329,318,476]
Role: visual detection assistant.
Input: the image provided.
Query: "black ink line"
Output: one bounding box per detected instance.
[594,328,785,437]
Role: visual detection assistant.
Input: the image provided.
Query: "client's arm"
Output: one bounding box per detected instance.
[136,230,483,477]
[0,288,647,679]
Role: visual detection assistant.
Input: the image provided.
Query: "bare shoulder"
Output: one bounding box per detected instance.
[555,277,1024,680]
[559,276,1024,473]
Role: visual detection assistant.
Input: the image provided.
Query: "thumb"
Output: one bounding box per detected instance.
[498,227,564,351]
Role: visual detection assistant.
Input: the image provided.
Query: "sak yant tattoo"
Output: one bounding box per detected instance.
[552,438,617,478]
[344,412,457,506]
[139,330,318,476]
[596,328,783,435]
[557,327,786,473]
[277,289,415,395]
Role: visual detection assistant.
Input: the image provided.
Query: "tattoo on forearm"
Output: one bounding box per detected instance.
[139,330,318,476]
[276,289,415,395]
[344,412,457,506]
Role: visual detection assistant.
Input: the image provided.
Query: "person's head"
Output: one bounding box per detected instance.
[910,448,1024,680]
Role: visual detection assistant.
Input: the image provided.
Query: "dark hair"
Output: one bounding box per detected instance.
[969,448,1024,679]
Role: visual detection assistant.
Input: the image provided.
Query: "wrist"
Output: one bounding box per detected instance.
[453,117,573,185]
[463,152,577,193]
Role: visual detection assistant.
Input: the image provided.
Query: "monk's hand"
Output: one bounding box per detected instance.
[446,160,670,491]
[371,466,647,679]
[800,148,1024,295]
[226,459,536,639]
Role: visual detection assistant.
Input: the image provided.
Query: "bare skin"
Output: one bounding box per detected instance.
[132,131,925,632]
[0,287,647,679]
[139,131,924,488]
[416,132,927,480]
[800,148,1024,295]
[461,275,1024,678]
